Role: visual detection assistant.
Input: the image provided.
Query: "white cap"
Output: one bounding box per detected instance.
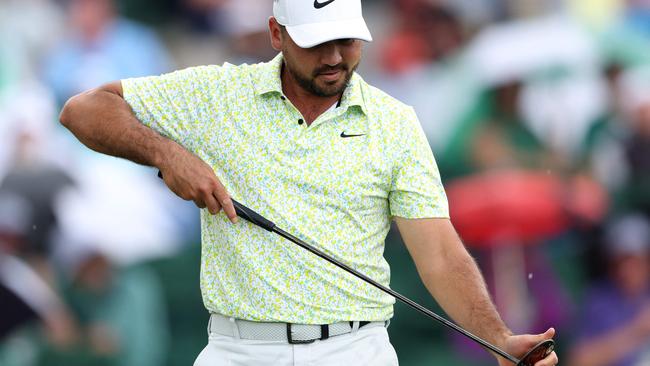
[273,0,372,48]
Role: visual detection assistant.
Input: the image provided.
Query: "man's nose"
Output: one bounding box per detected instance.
[320,42,343,66]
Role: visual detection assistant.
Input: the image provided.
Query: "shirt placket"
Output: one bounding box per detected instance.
[277,94,312,155]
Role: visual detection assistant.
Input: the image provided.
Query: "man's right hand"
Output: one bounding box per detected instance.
[159,144,238,223]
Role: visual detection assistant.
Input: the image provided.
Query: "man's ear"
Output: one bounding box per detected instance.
[269,17,283,51]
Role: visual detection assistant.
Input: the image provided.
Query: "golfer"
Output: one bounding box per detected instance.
[60,0,558,365]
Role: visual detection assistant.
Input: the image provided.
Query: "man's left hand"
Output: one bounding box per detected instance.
[498,328,558,366]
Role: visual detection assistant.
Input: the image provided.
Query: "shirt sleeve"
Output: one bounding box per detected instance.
[121,65,222,154]
[389,107,450,219]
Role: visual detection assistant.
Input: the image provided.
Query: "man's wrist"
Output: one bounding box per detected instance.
[496,328,514,349]
[150,134,179,172]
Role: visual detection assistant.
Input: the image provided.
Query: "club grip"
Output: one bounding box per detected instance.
[517,340,555,366]
[232,199,276,231]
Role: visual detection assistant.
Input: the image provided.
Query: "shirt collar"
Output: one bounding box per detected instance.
[254,53,367,115]
[254,53,284,96]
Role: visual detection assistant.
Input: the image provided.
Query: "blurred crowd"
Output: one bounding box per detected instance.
[1,0,650,365]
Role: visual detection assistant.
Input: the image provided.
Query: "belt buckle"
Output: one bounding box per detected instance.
[286,324,329,344]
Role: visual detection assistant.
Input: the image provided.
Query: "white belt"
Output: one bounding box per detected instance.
[208,313,388,344]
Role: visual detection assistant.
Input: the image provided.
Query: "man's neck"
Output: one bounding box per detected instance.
[281,66,342,126]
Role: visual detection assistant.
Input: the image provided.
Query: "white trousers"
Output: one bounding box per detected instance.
[194,324,399,366]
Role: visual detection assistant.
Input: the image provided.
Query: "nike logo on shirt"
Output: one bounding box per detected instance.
[340,132,366,138]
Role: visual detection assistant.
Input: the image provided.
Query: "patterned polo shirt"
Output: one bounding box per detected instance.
[122,53,449,324]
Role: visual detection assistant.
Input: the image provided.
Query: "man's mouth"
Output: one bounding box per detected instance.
[318,69,343,81]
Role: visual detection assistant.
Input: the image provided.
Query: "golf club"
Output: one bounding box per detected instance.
[231,198,555,366]
[155,170,553,364]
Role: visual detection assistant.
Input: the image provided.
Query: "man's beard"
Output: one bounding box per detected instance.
[285,60,358,97]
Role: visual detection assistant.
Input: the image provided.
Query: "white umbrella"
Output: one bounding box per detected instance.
[465,15,601,86]
[465,15,607,158]
[56,155,183,266]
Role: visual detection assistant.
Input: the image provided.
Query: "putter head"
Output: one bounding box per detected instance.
[516,339,555,366]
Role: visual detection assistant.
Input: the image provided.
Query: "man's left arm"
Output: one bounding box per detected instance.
[394,217,558,366]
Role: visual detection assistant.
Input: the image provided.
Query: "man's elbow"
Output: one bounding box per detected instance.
[59,82,121,130]
[59,93,83,130]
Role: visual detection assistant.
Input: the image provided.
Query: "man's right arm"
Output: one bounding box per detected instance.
[60,81,173,167]
[59,81,238,222]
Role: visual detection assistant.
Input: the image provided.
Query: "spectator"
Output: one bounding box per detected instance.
[48,240,170,366]
[620,72,650,215]
[0,194,78,364]
[43,0,172,105]
[625,0,650,37]
[0,0,65,84]
[0,80,75,257]
[380,1,465,75]
[439,78,550,179]
[569,214,650,366]
[220,0,276,63]
[468,80,549,172]
[180,0,228,34]
[587,66,650,215]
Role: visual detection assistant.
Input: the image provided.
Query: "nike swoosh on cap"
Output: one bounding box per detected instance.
[314,0,336,9]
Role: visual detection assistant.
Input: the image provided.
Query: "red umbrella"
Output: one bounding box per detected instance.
[446,169,607,247]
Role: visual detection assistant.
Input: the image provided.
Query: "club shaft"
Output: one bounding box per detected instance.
[154,177,522,363]
[228,198,520,364]
[272,227,520,364]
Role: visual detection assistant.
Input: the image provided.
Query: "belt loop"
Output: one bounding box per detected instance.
[320,324,329,340]
[351,321,360,335]
[287,324,293,344]
[207,314,213,336]
[229,317,241,339]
